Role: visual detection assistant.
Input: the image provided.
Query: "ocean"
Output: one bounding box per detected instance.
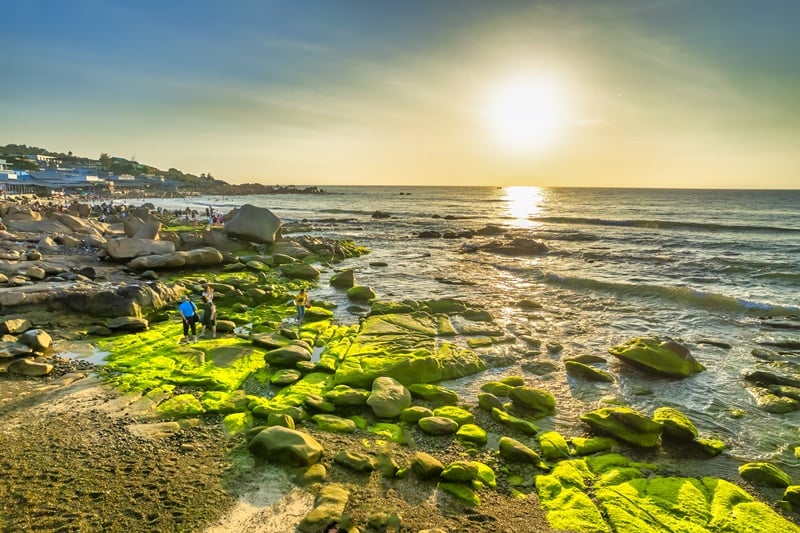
[143,186,800,478]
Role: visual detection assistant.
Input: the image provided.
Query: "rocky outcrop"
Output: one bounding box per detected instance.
[580,407,663,448]
[126,247,224,270]
[224,204,281,244]
[106,238,176,260]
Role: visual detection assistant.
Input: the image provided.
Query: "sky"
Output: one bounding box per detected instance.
[2,0,799,188]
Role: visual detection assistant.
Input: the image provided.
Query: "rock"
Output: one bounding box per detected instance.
[224,204,282,244]
[297,483,349,533]
[565,360,614,382]
[271,369,302,386]
[477,393,503,412]
[407,383,459,406]
[498,436,542,464]
[580,407,663,448]
[509,386,556,415]
[0,318,32,334]
[123,216,146,237]
[295,463,327,487]
[739,462,792,487]
[264,342,312,367]
[7,358,53,376]
[106,317,149,332]
[609,337,704,377]
[87,325,113,336]
[334,450,376,472]
[323,385,370,406]
[455,424,488,446]
[312,414,356,434]
[25,266,46,280]
[248,426,323,466]
[653,406,698,441]
[347,285,376,302]
[270,240,313,260]
[266,413,295,429]
[784,485,800,507]
[17,329,52,351]
[480,237,548,256]
[417,416,459,436]
[330,269,356,288]
[0,342,33,359]
[279,263,320,280]
[400,406,434,424]
[106,238,176,260]
[432,405,474,425]
[367,376,411,418]
[410,452,444,480]
[539,431,571,460]
[127,247,224,270]
[132,221,162,240]
[491,407,539,435]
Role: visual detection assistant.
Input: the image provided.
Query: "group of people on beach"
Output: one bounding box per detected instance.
[177,285,311,343]
[177,284,217,343]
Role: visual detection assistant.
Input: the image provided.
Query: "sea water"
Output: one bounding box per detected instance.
[145,186,800,477]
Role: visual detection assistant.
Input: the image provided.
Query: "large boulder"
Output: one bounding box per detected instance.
[580,407,663,448]
[366,376,411,418]
[224,204,281,244]
[248,426,323,466]
[106,238,175,260]
[126,248,224,270]
[132,221,162,240]
[609,337,704,378]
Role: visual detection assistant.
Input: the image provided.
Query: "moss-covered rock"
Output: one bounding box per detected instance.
[407,383,459,406]
[399,406,434,424]
[569,436,617,456]
[695,437,726,457]
[297,483,349,533]
[477,392,503,412]
[332,314,485,387]
[565,360,614,382]
[410,451,444,480]
[248,426,323,467]
[456,424,488,447]
[539,431,571,461]
[432,405,474,426]
[580,407,662,448]
[157,393,204,418]
[491,407,539,435]
[438,482,480,506]
[608,336,704,378]
[367,376,411,419]
[480,381,514,397]
[418,416,459,436]
[498,436,542,464]
[334,450,376,472]
[323,384,370,406]
[738,462,792,487]
[509,386,556,415]
[653,406,698,441]
[222,412,253,435]
[312,414,357,433]
[347,285,376,302]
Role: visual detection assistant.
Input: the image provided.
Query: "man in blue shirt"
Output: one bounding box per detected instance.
[178,295,199,343]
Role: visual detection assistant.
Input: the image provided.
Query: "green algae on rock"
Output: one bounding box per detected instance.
[738,462,793,487]
[609,336,704,377]
[580,407,663,448]
[653,406,699,441]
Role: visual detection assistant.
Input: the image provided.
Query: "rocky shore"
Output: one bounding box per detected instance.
[1,198,799,532]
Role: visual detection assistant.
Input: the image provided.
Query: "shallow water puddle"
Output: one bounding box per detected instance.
[57,342,111,366]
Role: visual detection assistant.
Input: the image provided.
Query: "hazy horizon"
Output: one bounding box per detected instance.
[3,1,799,189]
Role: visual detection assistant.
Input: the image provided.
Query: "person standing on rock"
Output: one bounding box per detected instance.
[294,288,310,323]
[178,295,199,343]
[200,295,216,339]
[202,283,214,302]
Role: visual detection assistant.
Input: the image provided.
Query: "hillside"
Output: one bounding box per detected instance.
[0,144,324,195]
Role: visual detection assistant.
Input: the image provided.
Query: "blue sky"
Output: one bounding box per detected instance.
[2,0,798,187]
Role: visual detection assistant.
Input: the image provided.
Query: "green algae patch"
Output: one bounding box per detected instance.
[157,393,204,418]
[491,407,539,435]
[653,406,698,441]
[223,412,254,435]
[367,422,407,443]
[456,424,488,447]
[432,405,474,426]
[331,314,485,387]
[270,372,333,409]
[98,325,268,393]
[312,414,357,433]
[407,383,459,406]
[569,436,618,456]
[537,483,607,533]
[201,390,250,413]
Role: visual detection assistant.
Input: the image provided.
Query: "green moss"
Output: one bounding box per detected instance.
[456,424,488,447]
[432,405,474,425]
[539,431,571,461]
[653,406,698,441]
[480,381,514,397]
[539,485,608,533]
[491,407,539,435]
[157,393,204,418]
[311,414,357,433]
[223,412,253,435]
[738,462,792,487]
[569,436,617,456]
[438,482,480,506]
[368,422,407,443]
[580,407,662,448]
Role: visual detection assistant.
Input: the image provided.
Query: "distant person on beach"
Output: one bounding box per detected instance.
[200,295,217,339]
[294,288,310,322]
[178,295,199,343]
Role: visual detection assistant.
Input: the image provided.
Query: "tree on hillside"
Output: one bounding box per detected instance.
[99,153,111,170]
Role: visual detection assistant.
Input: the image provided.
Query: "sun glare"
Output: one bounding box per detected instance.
[483,75,568,154]
[503,186,543,228]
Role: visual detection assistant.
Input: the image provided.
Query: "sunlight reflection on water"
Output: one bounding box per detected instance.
[502,186,544,229]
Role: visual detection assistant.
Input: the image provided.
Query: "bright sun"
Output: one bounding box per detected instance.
[483,75,568,154]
